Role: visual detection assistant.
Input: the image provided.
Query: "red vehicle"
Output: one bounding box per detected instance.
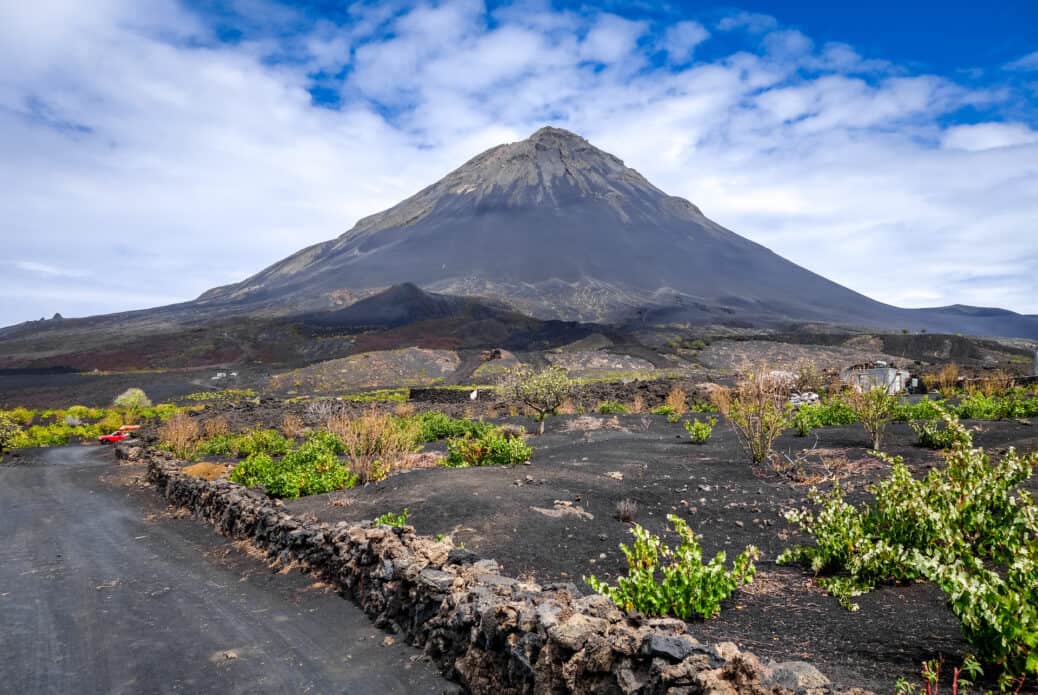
[98,425,140,444]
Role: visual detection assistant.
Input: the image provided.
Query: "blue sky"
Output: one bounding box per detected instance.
[1,0,1036,326]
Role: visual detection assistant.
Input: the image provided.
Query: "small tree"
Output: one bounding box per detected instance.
[0,414,22,456]
[714,365,793,464]
[113,388,152,423]
[845,386,899,450]
[507,366,574,434]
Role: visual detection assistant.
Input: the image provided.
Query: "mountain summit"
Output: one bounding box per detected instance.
[197,126,836,322]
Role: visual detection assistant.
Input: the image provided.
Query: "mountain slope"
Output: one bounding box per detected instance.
[195,126,1037,338]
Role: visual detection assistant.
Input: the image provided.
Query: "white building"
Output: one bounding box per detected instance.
[841,361,911,394]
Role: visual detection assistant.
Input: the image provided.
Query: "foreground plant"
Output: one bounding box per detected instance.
[779,406,1037,684]
[586,514,758,620]
[713,365,792,464]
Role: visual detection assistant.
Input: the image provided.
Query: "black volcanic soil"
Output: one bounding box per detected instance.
[286,414,1038,693]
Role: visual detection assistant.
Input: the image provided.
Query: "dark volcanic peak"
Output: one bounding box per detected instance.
[11,126,1036,343]
[191,126,1038,338]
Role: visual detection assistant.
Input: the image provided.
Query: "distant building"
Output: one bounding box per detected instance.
[841,360,911,394]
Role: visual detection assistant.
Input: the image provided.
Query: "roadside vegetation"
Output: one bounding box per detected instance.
[156,407,534,498]
[0,393,185,449]
[779,406,1036,688]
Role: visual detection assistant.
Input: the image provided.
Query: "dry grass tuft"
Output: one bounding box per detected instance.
[159,412,200,459]
[630,394,645,413]
[203,417,229,438]
[392,402,416,418]
[325,410,421,483]
[664,386,688,414]
[280,413,305,438]
[557,398,580,415]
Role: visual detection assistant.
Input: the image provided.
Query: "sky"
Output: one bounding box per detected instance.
[1,0,1037,327]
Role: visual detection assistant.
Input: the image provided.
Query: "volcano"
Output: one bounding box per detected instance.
[193,126,1037,337]
[2,126,1036,371]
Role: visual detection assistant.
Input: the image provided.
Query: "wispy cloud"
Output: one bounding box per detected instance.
[0,0,1035,327]
[1005,50,1038,71]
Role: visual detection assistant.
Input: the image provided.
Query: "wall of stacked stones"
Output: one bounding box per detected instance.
[131,446,868,695]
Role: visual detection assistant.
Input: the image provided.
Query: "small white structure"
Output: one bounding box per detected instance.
[841,361,911,394]
[469,389,478,401]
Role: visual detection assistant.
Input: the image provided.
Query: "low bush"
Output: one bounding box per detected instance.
[912,419,973,450]
[598,401,630,415]
[196,429,292,458]
[684,416,716,444]
[779,406,1037,682]
[892,397,946,422]
[586,514,758,619]
[714,365,792,464]
[444,428,533,467]
[846,387,900,450]
[4,406,36,426]
[651,404,681,422]
[792,399,859,436]
[0,414,22,455]
[374,509,410,528]
[412,410,490,442]
[229,433,357,499]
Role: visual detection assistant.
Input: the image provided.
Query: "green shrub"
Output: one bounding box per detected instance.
[197,429,293,458]
[779,407,1037,681]
[792,399,859,436]
[229,434,356,499]
[444,428,533,467]
[586,514,758,619]
[412,411,491,442]
[374,509,410,527]
[683,416,717,444]
[4,407,36,426]
[598,401,630,415]
[912,419,973,450]
[651,405,683,423]
[0,414,22,454]
[892,397,946,422]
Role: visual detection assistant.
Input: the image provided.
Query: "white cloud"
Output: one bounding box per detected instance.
[579,14,648,64]
[0,0,1035,327]
[1005,50,1038,71]
[716,11,778,34]
[661,21,709,63]
[942,122,1038,151]
[13,262,90,278]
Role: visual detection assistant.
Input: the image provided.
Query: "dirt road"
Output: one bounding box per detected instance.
[0,446,451,695]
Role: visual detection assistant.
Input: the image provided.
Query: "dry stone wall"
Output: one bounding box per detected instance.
[134,445,871,695]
